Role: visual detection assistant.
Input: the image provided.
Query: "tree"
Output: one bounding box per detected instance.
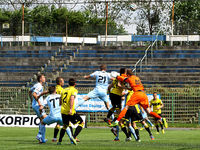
[173,0,200,34]
[135,1,171,35]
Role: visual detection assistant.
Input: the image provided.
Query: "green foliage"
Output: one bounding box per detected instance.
[174,0,200,34]
[0,5,126,36]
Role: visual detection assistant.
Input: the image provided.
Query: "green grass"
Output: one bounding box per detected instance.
[0,127,200,150]
[87,122,200,128]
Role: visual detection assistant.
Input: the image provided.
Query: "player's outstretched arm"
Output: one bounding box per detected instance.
[84,75,91,79]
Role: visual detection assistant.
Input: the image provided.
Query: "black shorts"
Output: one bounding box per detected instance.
[109,93,122,109]
[154,113,162,121]
[62,113,83,126]
[125,106,143,122]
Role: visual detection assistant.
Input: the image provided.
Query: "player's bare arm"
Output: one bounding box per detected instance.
[69,95,75,115]
[32,92,42,109]
[84,75,91,79]
[36,90,49,101]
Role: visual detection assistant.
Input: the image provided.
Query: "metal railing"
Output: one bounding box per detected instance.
[132,30,161,75]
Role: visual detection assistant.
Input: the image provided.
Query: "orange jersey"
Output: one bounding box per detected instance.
[117,75,144,92]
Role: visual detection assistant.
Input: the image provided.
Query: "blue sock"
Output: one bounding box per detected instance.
[116,126,119,139]
[129,126,137,140]
[147,119,154,127]
[111,114,115,121]
[66,127,73,139]
[41,124,46,142]
[75,99,85,109]
[38,123,42,136]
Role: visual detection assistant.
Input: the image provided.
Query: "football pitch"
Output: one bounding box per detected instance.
[0,127,200,150]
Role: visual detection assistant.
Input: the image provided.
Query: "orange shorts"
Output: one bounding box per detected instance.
[126,91,149,109]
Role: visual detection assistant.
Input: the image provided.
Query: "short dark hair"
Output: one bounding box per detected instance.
[48,86,56,94]
[126,69,134,76]
[120,68,126,75]
[69,78,76,86]
[100,64,106,71]
[153,92,157,94]
[56,77,62,85]
[37,74,45,82]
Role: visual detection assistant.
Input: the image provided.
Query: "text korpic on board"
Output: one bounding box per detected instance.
[0,115,86,128]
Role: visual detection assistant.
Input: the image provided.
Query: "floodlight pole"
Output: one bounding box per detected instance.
[171,0,175,46]
[22,3,25,47]
[105,1,108,46]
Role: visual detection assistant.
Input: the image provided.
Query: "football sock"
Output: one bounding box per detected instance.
[134,127,140,140]
[129,126,137,140]
[69,126,73,136]
[121,127,129,138]
[128,128,132,137]
[54,127,59,138]
[38,123,42,135]
[41,124,46,141]
[156,125,159,132]
[149,112,161,119]
[145,126,152,136]
[73,125,83,138]
[160,122,164,129]
[147,119,154,127]
[58,128,66,142]
[116,125,119,139]
[66,127,73,139]
[107,109,114,118]
[116,107,128,122]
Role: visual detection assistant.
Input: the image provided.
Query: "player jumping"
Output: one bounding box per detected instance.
[109,69,168,128]
[76,64,113,110]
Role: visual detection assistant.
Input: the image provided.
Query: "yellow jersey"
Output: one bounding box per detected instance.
[150,98,163,114]
[61,86,78,115]
[56,85,63,95]
[126,90,140,113]
[110,79,124,96]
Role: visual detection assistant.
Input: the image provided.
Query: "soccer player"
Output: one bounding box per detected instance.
[105,68,127,124]
[150,92,165,134]
[109,69,167,128]
[29,74,47,142]
[40,86,76,144]
[52,77,65,142]
[76,64,112,110]
[57,78,84,145]
[125,104,154,141]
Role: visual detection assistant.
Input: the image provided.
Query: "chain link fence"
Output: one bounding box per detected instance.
[0,87,199,124]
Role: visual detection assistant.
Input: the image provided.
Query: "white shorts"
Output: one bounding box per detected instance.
[32,105,46,118]
[43,115,63,125]
[87,88,109,103]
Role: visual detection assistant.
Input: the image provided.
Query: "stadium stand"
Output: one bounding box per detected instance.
[0,46,200,123]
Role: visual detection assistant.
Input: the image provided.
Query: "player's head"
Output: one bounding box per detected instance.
[69,78,76,86]
[126,69,134,76]
[153,92,157,99]
[100,64,107,71]
[56,77,64,87]
[37,74,45,83]
[119,68,126,75]
[48,86,56,94]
